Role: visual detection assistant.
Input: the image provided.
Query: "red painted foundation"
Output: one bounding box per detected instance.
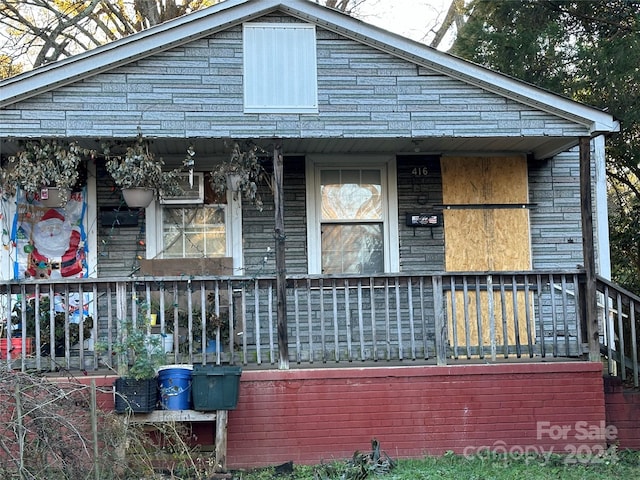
[226,362,606,468]
[56,375,117,410]
[54,362,614,469]
[604,376,640,450]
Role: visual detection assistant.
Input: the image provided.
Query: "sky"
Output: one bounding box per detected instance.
[353,0,455,50]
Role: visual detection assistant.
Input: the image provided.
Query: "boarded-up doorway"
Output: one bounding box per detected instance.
[441,156,532,353]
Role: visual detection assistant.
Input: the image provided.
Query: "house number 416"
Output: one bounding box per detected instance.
[411,167,428,177]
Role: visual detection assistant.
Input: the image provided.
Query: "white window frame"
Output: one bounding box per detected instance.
[243,23,318,113]
[146,187,243,273]
[305,156,400,274]
[160,172,205,205]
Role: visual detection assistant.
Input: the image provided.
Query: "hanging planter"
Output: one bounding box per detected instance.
[210,142,268,211]
[104,130,195,206]
[0,139,92,207]
[122,187,155,209]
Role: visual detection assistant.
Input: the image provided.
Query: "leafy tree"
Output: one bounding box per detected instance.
[0,52,21,77]
[452,0,640,293]
[609,181,640,293]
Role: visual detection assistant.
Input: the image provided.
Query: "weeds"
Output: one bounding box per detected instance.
[0,366,218,479]
[233,449,640,480]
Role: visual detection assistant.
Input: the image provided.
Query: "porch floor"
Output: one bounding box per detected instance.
[23,354,594,380]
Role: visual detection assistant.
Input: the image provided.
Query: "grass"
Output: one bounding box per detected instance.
[231,449,640,480]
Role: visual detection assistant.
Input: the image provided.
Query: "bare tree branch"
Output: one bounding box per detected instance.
[430,0,466,49]
[0,0,223,73]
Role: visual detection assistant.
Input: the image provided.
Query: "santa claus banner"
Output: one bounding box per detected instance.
[11,189,88,280]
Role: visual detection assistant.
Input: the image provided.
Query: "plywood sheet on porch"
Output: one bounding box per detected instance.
[445,285,535,352]
[138,258,233,276]
[441,156,531,350]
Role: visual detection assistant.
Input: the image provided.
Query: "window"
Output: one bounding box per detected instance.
[162,206,226,258]
[146,173,243,270]
[306,157,399,274]
[243,23,318,113]
[321,169,384,274]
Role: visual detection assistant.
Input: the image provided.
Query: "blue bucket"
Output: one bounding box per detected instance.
[158,366,192,410]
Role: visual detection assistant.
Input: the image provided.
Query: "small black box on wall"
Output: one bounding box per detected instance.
[100,208,140,227]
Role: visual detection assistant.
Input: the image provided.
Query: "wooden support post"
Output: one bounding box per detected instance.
[579,137,600,362]
[116,282,128,376]
[215,410,228,472]
[90,380,100,480]
[273,144,289,369]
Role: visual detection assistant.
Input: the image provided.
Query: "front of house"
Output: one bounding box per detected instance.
[2,0,637,468]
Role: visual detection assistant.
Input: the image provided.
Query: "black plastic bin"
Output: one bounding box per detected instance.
[191,365,242,411]
[114,377,158,413]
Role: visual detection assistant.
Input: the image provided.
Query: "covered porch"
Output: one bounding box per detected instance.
[1,0,636,468]
[2,269,637,387]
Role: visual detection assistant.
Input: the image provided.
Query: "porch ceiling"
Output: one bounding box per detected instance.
[247,136,577,160]
[0,135,577,160]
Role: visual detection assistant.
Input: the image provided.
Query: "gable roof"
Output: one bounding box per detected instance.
[0,0,619,137]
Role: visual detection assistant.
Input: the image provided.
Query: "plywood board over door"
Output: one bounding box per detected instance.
[441,156,533,355]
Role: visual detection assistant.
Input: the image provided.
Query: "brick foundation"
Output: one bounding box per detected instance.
[50,362,610,469]
[227,362,605,468]
[604,376,640,450]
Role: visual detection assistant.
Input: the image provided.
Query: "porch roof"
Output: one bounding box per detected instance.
[0,136,600,163]
[0,0,620,159]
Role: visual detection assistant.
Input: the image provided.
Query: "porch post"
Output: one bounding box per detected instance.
[273,144,289,369]
[579,136,600,362]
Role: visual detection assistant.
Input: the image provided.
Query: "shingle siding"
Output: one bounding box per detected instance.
[2,21,587,139]
[397,155,445,274]
[95,165,147,277]
[239,151,584,276]
[93,149,583,278]
[529,151,585,269]
[2,13,590,278]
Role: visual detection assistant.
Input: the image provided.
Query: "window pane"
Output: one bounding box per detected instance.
[321,223,384,274]
[205,228,226,256]
[321,169,382,220]
[361,169,380,185]
[162,206,226,258]
[184,231,203,257]
[163,210,185,257]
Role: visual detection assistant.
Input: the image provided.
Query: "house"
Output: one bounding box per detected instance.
[1,0,638,469]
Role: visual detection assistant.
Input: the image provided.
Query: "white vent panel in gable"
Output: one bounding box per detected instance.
[243,23,318,113]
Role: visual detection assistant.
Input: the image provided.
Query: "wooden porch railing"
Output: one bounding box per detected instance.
[0,270,594,373]
[596,275,640,388]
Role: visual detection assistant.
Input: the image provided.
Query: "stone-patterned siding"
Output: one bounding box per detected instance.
[93,148,583,278]
[95,164,147,277]
[396,152,585,273]
[529,150,584,269]
[239,151,583,278]
[1,11,588,277]
[396,155,445,273]
[2,20,587,139]
[242,156,307,276]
